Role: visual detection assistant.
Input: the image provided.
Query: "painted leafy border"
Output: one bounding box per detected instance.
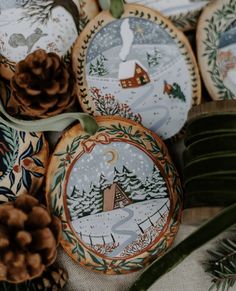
[75,6,200,116]
[0,123,18,179]
[169,7,204,31]
[49,122,182,274]
[202,0,236,100]
[0,131,45,202]
[0,123,19,200]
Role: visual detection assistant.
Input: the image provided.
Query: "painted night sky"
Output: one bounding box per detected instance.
[219,21,236,49]
[86,17,174,63]
[67,142,159,195]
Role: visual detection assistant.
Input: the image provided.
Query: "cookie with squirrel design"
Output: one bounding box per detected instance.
[0,0,99,79]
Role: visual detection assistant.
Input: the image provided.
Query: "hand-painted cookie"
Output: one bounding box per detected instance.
[197,0,236,100]
[46,116,182,274]
[0,0,99,80]
[0,124,48,203]
[99,0,209,31]
[73,4,201,140]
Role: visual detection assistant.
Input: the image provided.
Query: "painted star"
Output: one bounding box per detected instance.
[135,25,145,38]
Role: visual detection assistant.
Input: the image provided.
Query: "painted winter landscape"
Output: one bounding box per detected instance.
[217,21,236,96]
[86,17,192,139]
[0,0,77,62]
[66,142,170,258]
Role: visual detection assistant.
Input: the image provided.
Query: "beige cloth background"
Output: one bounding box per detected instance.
[57,224,236,291]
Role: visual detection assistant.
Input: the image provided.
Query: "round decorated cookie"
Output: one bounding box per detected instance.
[0,0,99,80]
[0,124,48,203]
[46,116,182,274]
[99,0,209,31]
[197,0,236,100]
[73,4,201,140]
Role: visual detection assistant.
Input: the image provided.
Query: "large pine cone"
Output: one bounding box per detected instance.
[0,195,61,283]
[10,49,75,119]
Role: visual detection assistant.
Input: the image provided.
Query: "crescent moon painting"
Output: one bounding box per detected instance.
[105,148,119,165]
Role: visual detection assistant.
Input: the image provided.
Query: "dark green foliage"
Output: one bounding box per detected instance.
[204,231,236,291]
[147,48,161,68]
[89,54,109,77]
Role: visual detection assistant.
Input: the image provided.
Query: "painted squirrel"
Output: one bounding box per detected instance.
[8,28,47,53]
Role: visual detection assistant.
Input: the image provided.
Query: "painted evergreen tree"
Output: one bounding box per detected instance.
[67,186,85,220]
[113,166,145,200]
[68,173,110,220]
[90,173,109,215]
[145,165,168,199]
[89,54,109,77]
[147,47,161,68]
[163,80,186,102]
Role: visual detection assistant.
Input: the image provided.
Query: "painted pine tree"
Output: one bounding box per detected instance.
[145,165,168,199]
[67,186,85,220]
[113,166,145,200]
[89,54,109,77]
[147,48,161,68]
[90,173,109,215]
[163,81,186,102]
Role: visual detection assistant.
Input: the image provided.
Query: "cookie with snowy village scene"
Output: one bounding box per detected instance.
[46,116,182,274]
[197,0,236,100]
[0,0,99,80]
[73,4,201,140]
[99,0,210,31]
[0,121,48,203]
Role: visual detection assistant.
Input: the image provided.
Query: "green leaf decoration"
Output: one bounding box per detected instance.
[169,9,202,30]
[129,203,236,291]
[110,0,124,18]
[0,123,19,183]
[204,230,236,291]
[202,0,236,100]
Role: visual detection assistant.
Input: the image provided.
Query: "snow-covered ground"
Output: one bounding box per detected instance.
[71,198,170,258]
[86,44,192,139]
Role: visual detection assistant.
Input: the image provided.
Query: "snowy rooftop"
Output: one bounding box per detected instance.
[118,60,148,80]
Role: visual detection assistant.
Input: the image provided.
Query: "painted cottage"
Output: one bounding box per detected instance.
[103,183,132,212]
[118,60,150,89]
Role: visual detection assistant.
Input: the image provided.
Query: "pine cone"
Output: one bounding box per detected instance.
[34,264,69,291]
[0,195,61,283]
[0,264,68,291]
[10,49,75,119]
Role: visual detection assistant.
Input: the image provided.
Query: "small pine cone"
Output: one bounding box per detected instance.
[10,49,75,119]
[0,195,61,283]
[34,264,69,291]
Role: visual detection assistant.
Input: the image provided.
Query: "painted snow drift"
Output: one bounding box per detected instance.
[84,16,196,139]
[66,142,169,258]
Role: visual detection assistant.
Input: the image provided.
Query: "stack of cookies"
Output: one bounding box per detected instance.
[183,101,236,208]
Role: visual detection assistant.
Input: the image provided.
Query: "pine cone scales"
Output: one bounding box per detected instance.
[35,265,69,291]
[10,49,75,118]
[0,195,61,283]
